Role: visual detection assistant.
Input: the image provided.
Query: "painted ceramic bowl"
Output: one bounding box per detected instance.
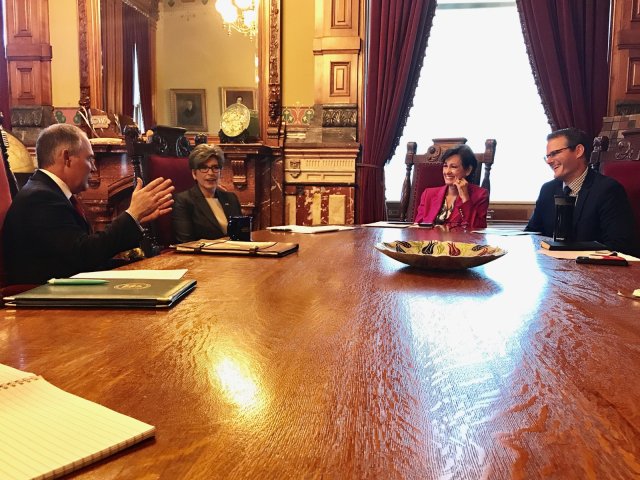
[375,240,507,270]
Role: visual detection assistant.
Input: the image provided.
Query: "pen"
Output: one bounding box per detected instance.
[270,228,292,232]
[47,278,108,285]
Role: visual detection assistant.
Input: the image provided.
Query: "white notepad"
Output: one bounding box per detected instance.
[0,363,155,480]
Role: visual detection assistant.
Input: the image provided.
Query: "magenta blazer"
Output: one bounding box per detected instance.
[413,183,489,229]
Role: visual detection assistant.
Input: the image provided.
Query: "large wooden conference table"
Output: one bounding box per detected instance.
[2,227,640,479]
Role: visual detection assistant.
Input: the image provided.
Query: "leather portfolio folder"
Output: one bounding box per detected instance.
[3,278,196,308]
[174,239,299,257]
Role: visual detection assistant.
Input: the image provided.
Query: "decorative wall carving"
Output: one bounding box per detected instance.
[321,104,357,128]
[10,106,54,145]
[616,101,640,115]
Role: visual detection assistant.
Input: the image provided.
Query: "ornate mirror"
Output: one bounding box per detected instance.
[77,0,281,145]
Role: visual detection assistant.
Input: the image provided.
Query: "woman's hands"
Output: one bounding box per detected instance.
[454,178,470,203]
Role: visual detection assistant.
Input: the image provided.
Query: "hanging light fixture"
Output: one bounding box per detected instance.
[215,0,259,38]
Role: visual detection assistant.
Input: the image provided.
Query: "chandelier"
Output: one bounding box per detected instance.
[215,0,259,38]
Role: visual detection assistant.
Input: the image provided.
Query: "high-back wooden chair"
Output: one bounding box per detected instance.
[0,113,20,199]
[124,125,206,250]
[592,132,640,253]
[399,137,497,222]
[0,115,37,299]
[0,132,15,284]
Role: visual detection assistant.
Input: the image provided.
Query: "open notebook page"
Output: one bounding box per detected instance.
[0,363,155,480]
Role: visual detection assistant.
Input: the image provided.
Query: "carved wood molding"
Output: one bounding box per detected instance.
[77,0,103,109]
[4,0,53,106]
[101,0,124,115]
[321,104,357,127]
[313,0,362,110]
[610,0,640,113]
[123,0,159,20]
[265,0,282,142]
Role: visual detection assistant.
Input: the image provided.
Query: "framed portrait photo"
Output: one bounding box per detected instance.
[170,89,208,132]
[220,87,257,113]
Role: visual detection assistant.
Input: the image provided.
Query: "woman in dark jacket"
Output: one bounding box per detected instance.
[172,144,242,243]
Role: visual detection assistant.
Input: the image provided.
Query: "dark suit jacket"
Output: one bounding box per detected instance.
[414,183,489,229]
[2,170,142,284]
[172,185,242,243]
[525,168,637,254]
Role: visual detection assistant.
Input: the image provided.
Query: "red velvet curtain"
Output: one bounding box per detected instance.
[358,0,436,223]
[0,0,12,131]
[516,0,610,140]
[122,4,153,127]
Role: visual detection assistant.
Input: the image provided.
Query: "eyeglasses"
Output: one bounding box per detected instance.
[196,165,221,173]
[544,146,573,161]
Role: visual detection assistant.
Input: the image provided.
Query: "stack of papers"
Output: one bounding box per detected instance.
[73,269,188,280]
[471,228,538,236]
[617,289,640,300]
[363,221,412,228]
[267,225,355,234]
[539,250,640,262]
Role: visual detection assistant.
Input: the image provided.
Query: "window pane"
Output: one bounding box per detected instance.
[385,5,552,203]
[133,45,145,132]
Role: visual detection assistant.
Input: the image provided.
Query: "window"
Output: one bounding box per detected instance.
[385,1,552,203]
[132,45,145,132]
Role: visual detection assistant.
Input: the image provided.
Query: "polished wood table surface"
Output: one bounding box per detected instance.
[2,227,640,479]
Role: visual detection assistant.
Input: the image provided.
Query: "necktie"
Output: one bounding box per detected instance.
[563,185,572,197]
[70,195,86,219]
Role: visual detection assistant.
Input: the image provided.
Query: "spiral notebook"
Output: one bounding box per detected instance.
[0,363,155,480]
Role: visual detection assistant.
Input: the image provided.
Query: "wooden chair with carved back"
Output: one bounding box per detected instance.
[399,137,497,222]
[0,112,37,300]
[124,125,207,252]
[591,132,640,254]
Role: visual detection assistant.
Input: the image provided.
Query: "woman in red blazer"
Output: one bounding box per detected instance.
[413,145,489,229]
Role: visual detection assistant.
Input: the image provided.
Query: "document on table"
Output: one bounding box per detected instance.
[73,269,188,280]
[617,289,640,300]
[363,221,412,228]
[267,225,356,234]
[539,250,640,262]
[472,228,539,236]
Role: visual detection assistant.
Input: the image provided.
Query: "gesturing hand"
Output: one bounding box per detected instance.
[454,178,470,203]
[127,177,175,224]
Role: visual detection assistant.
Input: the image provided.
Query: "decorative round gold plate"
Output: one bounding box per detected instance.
[4,131,36,173]
[220,103,251,138]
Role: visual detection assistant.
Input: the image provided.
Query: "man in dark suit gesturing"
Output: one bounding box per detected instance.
[526,127,637,254]
[2,124,175,284]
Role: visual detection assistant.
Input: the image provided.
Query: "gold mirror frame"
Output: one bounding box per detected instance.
[77,0,282,146]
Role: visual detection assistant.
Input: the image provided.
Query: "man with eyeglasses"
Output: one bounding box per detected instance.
[172,143,242,243]
[2,123,175,285]
[525,127,636,254]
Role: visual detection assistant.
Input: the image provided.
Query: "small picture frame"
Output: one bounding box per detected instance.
[220,87,257,113]
[170,89,208,132]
